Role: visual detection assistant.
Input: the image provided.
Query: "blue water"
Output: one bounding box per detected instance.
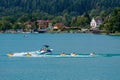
[0,33,120,80]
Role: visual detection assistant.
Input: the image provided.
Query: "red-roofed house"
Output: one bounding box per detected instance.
[36,20,52,33]
[37,20,50,29]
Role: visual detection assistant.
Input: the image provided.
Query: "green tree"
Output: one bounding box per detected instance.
[104,8,120,33]
[1,21,12,31]
[75,16,88,28]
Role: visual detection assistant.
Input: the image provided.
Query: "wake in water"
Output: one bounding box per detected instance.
[5,45,120,58]
[7,52,120,58]
[7,45,54,57]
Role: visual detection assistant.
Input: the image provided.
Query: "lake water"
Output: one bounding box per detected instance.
[0,33,120,80]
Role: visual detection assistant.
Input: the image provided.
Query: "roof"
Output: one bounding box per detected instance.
[24,21,34,25]
[94,18,102,24]
[53,23,66,29]
[37,20,50,24]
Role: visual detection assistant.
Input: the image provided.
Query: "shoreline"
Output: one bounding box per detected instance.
[0,30,120,36]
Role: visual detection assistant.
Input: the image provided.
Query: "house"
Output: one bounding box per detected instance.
[37,20,52,33]
[90,18,102,30]
[24,21,34,32]
[37,20,50,29]
[53,23,66,31]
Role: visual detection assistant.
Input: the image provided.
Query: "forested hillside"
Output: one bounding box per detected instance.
[0,0,120,33]
[0,0,120,17]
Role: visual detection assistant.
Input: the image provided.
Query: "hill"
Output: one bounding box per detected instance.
[0,0,120,33]
[0,0,120,17]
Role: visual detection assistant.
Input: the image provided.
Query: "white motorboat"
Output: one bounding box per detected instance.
[7,45,53,57]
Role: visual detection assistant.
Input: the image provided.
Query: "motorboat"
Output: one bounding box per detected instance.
[7,45,53,57]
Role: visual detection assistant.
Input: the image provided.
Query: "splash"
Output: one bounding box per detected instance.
[7,52,120,58]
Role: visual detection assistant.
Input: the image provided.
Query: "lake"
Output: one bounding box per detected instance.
[0,33,120,80]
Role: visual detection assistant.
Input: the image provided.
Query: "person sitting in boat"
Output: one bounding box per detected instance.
[8,53,13,57]
[25,53,31,57]
[71,52,77,56]
[60,52,66,56]
[90,52,96,56]
[39,48,47,54]
[38,45,53,55]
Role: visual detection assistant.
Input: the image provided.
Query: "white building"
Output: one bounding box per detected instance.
[90,18,102,30]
